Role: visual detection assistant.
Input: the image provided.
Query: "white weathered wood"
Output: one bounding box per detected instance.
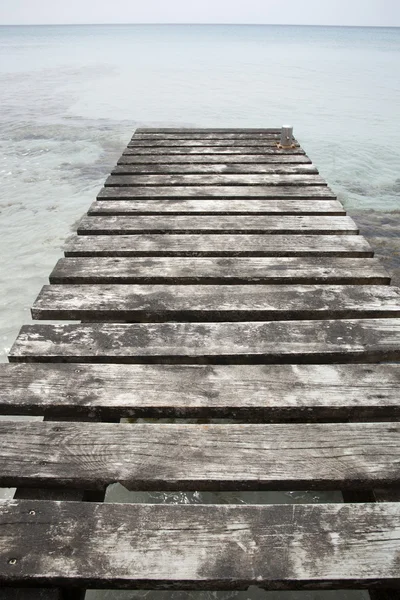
[0,421,400,490]
[64,234,373,257]
[49,256,390,285]
[97,185,335,199]
[128,139,291,147]
[77,215,358,235]
[123,146,305,155]
[105,174,325,186]
[1,363,399,421]
[118,154,312,164]
[88,199,346,215]
[9,319,400,363]
[31,284,400,322]
[111,163,318,175]
[1,500,400,589]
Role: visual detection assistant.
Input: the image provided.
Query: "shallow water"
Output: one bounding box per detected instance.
[0,23,399,600]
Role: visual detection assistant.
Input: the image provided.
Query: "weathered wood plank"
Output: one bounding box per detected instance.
[105,174,325,187]
[118,154,312,164]
[112,163,318,175]
[123,146,305,155]
[77,215,357,235]
[1,500,400,589]
[133,133,282,140]
[9,319,400,364]
[64,234,373,257]
[1,421,400,490]
[1,363,400,421]
[88,199,346,216]
[50,257,389,285]
[97,185,335,199]
[128,140,297,148]
[135,127,282,133]
[1,591,62,600]
[31,285,400,322]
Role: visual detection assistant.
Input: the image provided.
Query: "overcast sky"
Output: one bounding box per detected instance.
[1,0,400,27]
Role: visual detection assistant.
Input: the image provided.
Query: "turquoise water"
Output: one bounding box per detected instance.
[0,24,399,599]
[1,24,400,358]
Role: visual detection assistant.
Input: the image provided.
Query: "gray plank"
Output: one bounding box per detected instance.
[1,421,400,490]
[128,140,297,147]
[64,234,373,257]
[133,133,282,140]
[1,363,400,421]
[105,174,325,187]
[1,591,62,600]
[2,500,400,589]
[112,163,318,175]
[31,285,400,322]
[77,215,357,235]
[88,199,346,215]
[135,127,282,133]
[97,186,335,199]
[50,257,389,285]
[123,146,305,155]
[9,319,400,364]
[118,154,312,164]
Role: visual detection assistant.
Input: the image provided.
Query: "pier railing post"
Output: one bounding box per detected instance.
[280,125,294,148]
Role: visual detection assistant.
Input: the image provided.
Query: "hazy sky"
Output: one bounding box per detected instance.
[1,0,400,27]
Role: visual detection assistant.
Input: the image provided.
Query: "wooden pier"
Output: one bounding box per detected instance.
[1,127,400,599]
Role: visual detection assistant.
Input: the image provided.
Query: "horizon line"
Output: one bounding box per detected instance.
[1,22,400,28]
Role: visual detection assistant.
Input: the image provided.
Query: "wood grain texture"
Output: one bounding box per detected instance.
[1,363,400,421]
[1,421,400,490]
[65,234,373,257]
[50,257,390,285]
[118,154,312,165]
[1,500,400,589]
[111,163,318,175]
[1,591,62,600]
[105,174,325,187]
[135,127,283,133]
[133,133,282,140]
[123,147,305,155]
[128,139,292,147]
[31,284,400,322]
[77,215,357,235]
[9,319,400,364]
[97,185,335,200]
[88,199,346,216]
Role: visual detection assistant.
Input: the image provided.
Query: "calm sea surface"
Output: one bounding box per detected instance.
[1,24,399,600]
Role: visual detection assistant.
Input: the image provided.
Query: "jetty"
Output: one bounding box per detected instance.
[1,127,400,600]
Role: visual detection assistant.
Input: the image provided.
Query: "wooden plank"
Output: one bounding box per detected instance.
[88,199,346,216]
[112,163,318,175]
[133,133,282,140]
[1,421,400,490]
[1,363,400,421]
[77,215,358,235]
[123,147,305,155]
[128,140,297,148]
[118,154,312,164]
[1,500,400,590]
[8,319,400,364]
[31,284,400,322]
[135,127,282,133]
[50,257,390,285]
[97,186,335,200]
[2,591,62,600]
[64,234,373,258]
[105,174,325,187]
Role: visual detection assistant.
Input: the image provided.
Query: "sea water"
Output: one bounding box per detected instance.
[1,23,399,600]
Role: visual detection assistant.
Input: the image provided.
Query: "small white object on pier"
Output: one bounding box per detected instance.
[280,125,294,148]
